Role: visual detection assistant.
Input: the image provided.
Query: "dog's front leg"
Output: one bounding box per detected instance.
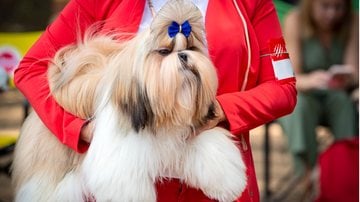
[81,133,158,202]
[81,106,157,202]
[183,127,247,202]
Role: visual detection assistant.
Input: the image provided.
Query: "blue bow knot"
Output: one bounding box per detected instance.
[168,20,192,38]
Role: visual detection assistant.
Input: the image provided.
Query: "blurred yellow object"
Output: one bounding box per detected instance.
[0,31,42,88]
[0,130,18,148]
[0,31,42,55]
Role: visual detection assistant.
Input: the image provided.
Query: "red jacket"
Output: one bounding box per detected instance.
[14,0,297,201]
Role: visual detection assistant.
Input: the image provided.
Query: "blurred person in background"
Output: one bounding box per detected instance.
[278,0,358,183]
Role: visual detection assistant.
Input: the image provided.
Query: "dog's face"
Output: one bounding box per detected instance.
[106,0,218,133]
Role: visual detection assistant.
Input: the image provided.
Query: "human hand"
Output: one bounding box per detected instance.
[80,121,94,143]
[306,70,331,90]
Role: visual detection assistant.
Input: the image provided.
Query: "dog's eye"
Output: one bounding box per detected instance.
[157,48,172,56]
[188,46,198,51]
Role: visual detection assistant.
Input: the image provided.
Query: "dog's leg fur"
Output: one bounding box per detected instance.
[12,112,85,201]
[80,104,157,201]
[183,127,247,202]
[12,36,120,201]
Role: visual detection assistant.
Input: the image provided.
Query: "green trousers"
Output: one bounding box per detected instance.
[278,89,357,175]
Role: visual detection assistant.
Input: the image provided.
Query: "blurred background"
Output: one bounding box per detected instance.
[0,0,358,202]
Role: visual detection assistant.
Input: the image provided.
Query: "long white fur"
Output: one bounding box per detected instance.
[80,103,246,201]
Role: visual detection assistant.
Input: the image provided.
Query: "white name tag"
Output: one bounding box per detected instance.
[272,58,294,80]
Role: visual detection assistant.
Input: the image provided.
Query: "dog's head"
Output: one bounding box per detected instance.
[103,0,218,133]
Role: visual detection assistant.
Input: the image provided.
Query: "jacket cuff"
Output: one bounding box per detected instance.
[216,95,241,133]
[63,117,89,153]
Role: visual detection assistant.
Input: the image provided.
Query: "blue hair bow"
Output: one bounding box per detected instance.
[168,20,192,38]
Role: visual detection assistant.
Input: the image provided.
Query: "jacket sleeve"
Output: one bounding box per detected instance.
[14,0,97,153]
[216,0,297,134]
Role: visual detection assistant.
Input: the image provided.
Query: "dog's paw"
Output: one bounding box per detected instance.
[183,127,247,202]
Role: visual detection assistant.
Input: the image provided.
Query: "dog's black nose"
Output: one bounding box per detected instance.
[178,52,188,63]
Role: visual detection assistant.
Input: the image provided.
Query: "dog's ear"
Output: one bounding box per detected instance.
[121,81,154,132]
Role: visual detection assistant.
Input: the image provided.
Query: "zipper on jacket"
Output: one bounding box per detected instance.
[232,0,251,91]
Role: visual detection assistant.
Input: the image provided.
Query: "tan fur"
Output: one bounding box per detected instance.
[48,35,124,119]
[12,113,81,193]
[12,35,124,195]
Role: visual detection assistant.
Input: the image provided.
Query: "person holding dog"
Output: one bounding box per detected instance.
[14,0,297,201]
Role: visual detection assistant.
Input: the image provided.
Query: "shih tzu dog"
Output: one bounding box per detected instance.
[12,0,246,201]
